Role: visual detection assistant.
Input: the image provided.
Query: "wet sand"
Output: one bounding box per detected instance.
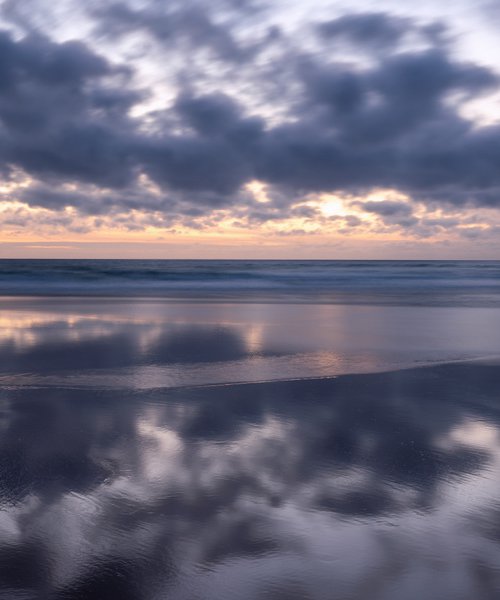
[1,295,500,599]
[1,362,500,599]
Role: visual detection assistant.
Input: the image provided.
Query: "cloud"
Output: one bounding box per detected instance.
[0,4,500,237]
[354,201,413,217]
[0,30,141,187]
[93,0,267,63]
[316,12,412,49]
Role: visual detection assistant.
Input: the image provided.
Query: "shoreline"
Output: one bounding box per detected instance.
[2,292,500,309]
[2,355,500,394]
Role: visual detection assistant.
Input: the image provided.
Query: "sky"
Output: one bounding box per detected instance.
[0,0,500,258]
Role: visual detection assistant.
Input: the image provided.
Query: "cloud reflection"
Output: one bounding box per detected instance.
[1,362,500,598]
[2,299,500,387]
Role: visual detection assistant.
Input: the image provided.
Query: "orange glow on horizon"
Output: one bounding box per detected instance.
[2,185,500,259]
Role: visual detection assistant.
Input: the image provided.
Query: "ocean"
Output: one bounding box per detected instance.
[1,259,500,305]
[1,260,500,599]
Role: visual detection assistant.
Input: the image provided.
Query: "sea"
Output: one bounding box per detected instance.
[1,259,500,306]
[0,260,499,599]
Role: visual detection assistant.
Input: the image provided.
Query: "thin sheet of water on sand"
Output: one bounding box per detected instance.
[1,297,500,389]
[1,297,500,599]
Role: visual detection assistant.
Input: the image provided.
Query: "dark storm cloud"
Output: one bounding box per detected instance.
[17,180,170,214]
[141,135,253,197]
[137,92,264,197]
[299,48,496,141]
[316,12,411,49]
[0,30,141,187]
[94,0,264,63]
[0,32,109,86]
[354,201,413,216]
[175,92,248,136]
[252,44,499,207]
[1,6,500,220]
[350,200,419,231]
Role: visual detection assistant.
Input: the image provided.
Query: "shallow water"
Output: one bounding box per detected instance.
[1,298,500,390]
[1,261,500,598]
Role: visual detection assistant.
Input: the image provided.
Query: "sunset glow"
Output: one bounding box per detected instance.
[0,1,499,258]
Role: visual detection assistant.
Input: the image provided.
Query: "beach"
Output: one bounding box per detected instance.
[2,0,500,594]
[1,261,500,599]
